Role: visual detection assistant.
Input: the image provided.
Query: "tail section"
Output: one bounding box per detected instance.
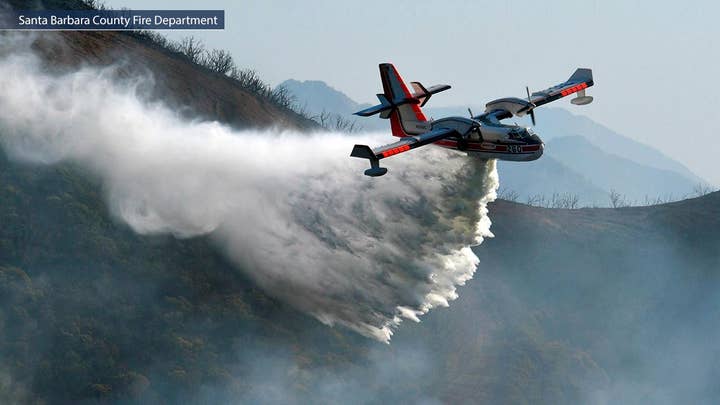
[380,64,428,136]
[354,63,450,137]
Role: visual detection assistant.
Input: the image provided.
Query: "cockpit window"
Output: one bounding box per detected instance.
[508,128,523,139]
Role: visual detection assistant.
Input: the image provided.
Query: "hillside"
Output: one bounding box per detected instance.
[391,191,720,404]
[27,31,317,131]
[487,192,720,403]
[2,138,718,402]
[6,0,315,131]
[0,150,367,404]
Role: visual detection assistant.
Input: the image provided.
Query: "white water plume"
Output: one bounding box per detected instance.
[0,40,498,341]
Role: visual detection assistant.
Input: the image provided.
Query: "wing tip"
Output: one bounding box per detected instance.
[569,68,593,83]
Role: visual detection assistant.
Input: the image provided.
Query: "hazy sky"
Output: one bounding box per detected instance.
[107,0,719,185]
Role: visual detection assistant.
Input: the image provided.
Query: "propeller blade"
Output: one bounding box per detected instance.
[526,86,536,126]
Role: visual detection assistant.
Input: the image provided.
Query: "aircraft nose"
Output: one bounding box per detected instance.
[536,141,544,157]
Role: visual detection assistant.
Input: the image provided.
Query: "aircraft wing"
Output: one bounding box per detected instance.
[482,68,594,121]
[350,127,458,176]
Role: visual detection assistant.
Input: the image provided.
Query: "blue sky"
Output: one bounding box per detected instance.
[108,0,720,185]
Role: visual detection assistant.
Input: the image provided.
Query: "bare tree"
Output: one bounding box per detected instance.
[555,193,580,209]
[81,0,107,9]
[143,31,169,48]
[205,49,235,75]
[269,86,296,109]
[308,111,359,133]
[177,36,205,64]
[570,194,580,209]
[313,111,331,128]
[231,68,266,93]
[332,114,358,133]
[609,189,629,208]
[293,103,312,119]
[693,183,715,197]
[550,192,561,208]
[526,194,546,207]
[124,35,316,120]
[498,188,520,202]
[643,194,670,206]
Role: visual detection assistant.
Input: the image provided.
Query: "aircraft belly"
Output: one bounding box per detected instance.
[433,139,543,161]
[467,150,543,161]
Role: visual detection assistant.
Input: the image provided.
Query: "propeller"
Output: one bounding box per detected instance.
[526,86,536,126]
[468,107,474,118]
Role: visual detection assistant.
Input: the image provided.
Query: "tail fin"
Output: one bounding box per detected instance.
[379,63,429,137]
[355,63,450,137]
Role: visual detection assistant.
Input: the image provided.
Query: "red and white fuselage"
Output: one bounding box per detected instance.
[351,63,592,176]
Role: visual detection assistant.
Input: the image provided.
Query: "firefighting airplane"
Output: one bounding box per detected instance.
[350,63,594,176]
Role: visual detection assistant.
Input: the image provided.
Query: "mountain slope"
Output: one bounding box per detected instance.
[29,31,317,131]
[469,193,720,403]
[3,134,718,403]
[8,0,318,130]
[497,156,609,206]
[278,79,367,116]
[546,135,697,202]
[0,151,365,404]
[537,107,704,184]
[389,191,720,404]
[278,78,387,131]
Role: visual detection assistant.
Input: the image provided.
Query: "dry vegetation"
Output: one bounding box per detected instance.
[498,183,717,209]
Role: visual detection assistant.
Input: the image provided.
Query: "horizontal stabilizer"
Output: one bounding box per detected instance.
[410,82,451,107]
[354,94,391,117]
[350,144,375,159]
[354,93,421,117]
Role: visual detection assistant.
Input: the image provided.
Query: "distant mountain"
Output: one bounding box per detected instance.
[536,108,704,185]
[547,136,698,203]
[497,156,608,206]
[427,105,702,183]
[277,79,387,131]
[278,79,366,116]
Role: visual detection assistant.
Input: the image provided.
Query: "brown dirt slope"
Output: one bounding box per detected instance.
[27,30,318,131]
